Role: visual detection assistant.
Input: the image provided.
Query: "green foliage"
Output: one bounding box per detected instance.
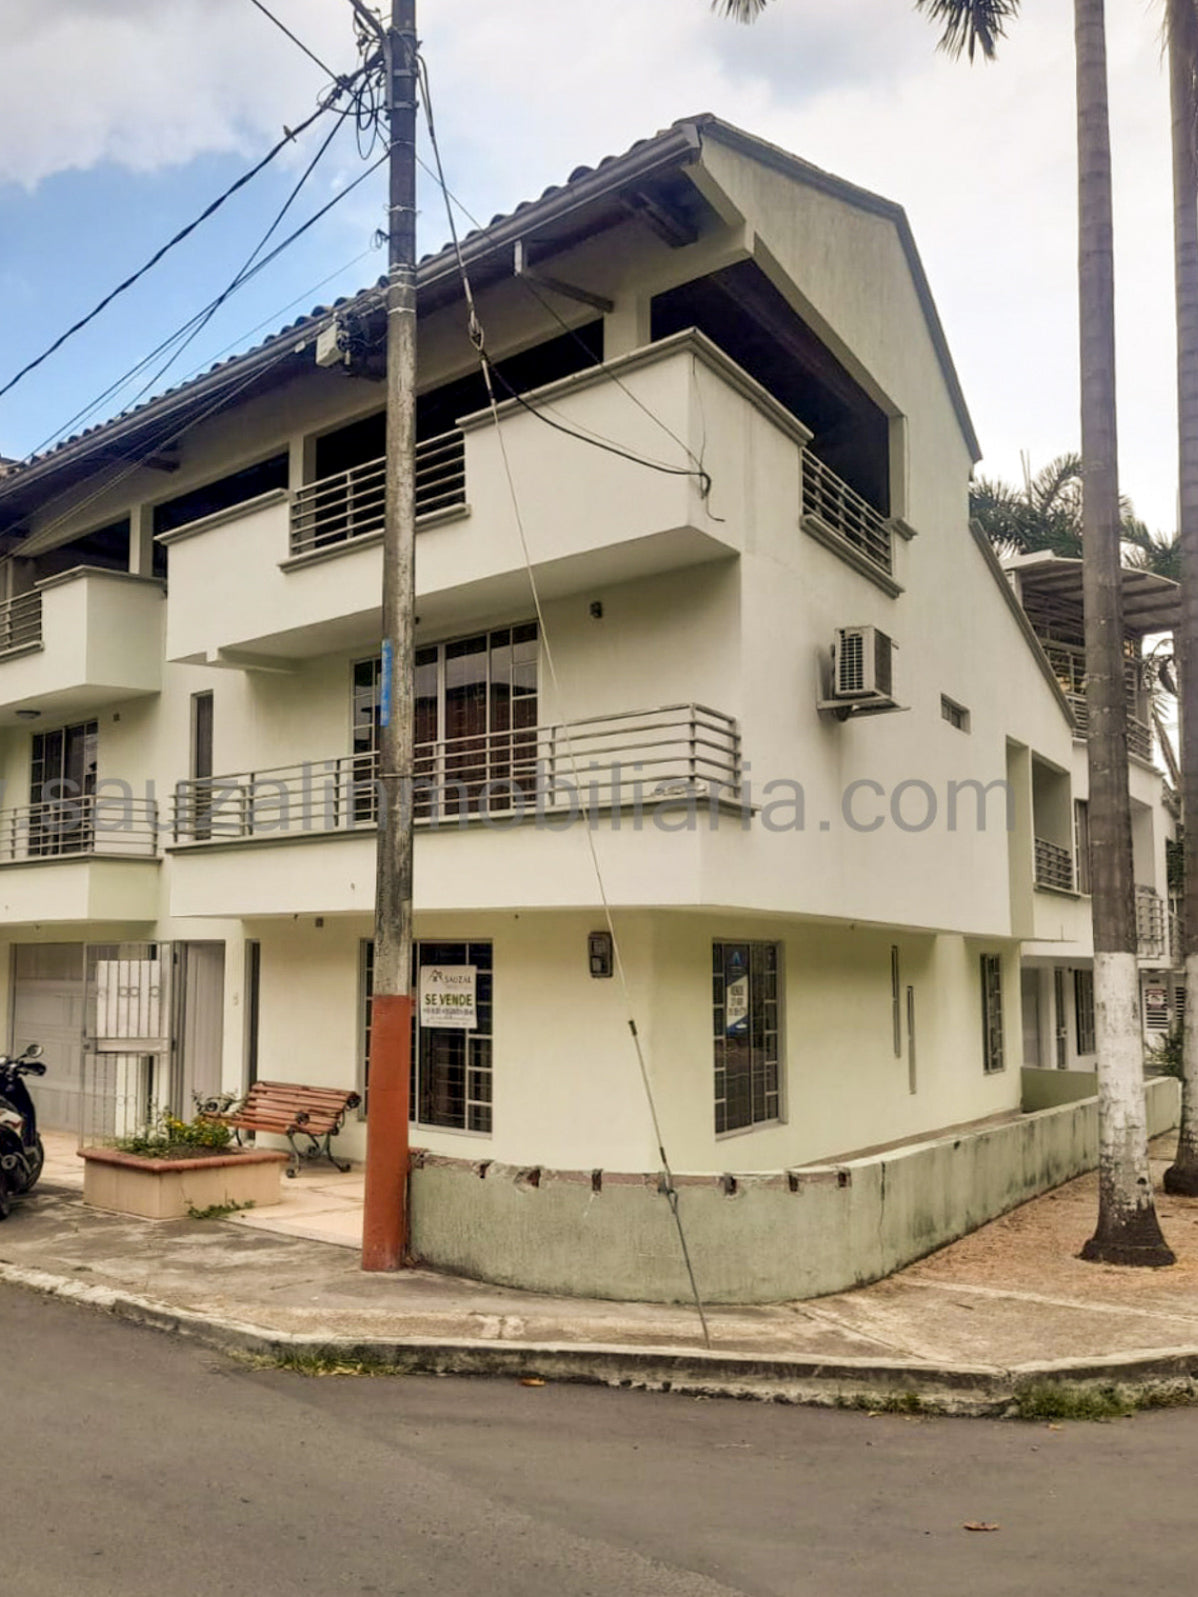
[187,1198,255,1221]
[112,1113,233,1160]
[1147,1024,1185,1080]
[834,1390,925,1414]
[1015,1380,1198,1421]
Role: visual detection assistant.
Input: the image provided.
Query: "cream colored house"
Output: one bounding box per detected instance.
[1002,553,1182,1073]
[0,117,1177,1299]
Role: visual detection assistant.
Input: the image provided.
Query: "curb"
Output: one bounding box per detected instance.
[5,1261,1198,1417]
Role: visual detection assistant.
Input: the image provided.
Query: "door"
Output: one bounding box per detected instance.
[1021,967,1042,1068]
[10,944,87,1132]
[172,943,225,1109]
[30,720,97,856]
[1053,967,1068,1069]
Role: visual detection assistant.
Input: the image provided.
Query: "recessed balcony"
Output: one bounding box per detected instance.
[0,568,164,723]
[0,795,161,924]
[160,333,772,669]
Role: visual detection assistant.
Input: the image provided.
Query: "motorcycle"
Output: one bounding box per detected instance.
[0,1043,46,1220]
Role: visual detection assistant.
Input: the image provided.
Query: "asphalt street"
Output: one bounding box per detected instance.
[8,1284,1198,1597]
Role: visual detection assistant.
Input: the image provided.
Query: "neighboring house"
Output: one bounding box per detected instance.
[0,116,1172,1299]
[1002,552,1183,1068]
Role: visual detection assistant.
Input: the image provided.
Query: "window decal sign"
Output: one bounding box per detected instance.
[724,945,749,1038]
[419,964,477,1030]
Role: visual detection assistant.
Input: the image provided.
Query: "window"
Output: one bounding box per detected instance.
[940,695,970,732]
[1074,967,1096,1056]
[190,691,214,841]
[29,719,97,856]
[353,623,538,819]
[361,939,494,1133]
[713,941,781,1134]
[1074,800,1092,895]
[891,946,901,1057]
[980,953,1005,1074]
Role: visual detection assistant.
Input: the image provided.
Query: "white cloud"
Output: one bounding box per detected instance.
[0,0,1183,530]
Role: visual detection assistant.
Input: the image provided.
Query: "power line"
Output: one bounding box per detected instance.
[246,0,346,83]
[0,72,365,405]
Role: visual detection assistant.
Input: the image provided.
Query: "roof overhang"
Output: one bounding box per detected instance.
[1004,551,1180,633]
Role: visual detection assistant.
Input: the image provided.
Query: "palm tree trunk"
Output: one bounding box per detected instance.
[1075,0,1175,1263]
[1165,0,1198,1196]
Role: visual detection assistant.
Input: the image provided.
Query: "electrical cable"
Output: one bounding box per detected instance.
[0,67,369,405]
[246,0,347,84]
[419,49,712,1348]
[410,149,716,498]
[25,147,387,466]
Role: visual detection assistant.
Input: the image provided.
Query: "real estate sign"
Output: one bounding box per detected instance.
[419,965,477,1030]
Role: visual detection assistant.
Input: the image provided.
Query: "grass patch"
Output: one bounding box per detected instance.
[835,1390,925,1415]
[186,1199,256,1221]
[1015,1380,1198,1421]
[253,1348,400,1379]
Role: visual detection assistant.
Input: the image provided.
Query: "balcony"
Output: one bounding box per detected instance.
[1034,837,1074,893]
[1064,692,1153,763]
[288,431,466,558]
[0,568,164,722]
[166,705,742,918]
[0,796,160,924]
[160,333,765,668]
[800,452,895,587]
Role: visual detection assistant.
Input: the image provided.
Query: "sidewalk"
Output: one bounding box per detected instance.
[9,1132,1198,1414]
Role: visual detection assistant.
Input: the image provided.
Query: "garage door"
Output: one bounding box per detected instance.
[10,944,87,1133]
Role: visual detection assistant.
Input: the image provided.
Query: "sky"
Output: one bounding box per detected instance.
[0,0,1181,534]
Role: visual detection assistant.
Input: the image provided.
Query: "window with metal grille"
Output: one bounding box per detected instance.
[980,953,1005,1074]
[361,939,493,1133]
[713,941,781,1134]
[940,695,970,732]
[1074,967,1096,1055]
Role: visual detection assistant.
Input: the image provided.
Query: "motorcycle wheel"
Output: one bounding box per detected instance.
[0,1171,11,1222]
[25,1137,44,1192]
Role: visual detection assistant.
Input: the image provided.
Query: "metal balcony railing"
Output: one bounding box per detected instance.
[1034,836,1074,892]
[0,796,158,863]
[1137,885,1168,960]
[0,591,43,659]
[1065,692,1154,762]
[289,430,466,557]
[171,704,742,843]
[801,452,893,576]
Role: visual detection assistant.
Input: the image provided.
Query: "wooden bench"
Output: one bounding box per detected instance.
[201,1081,361,1177]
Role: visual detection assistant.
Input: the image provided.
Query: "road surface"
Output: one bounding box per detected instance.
[6,1285,1195,1596]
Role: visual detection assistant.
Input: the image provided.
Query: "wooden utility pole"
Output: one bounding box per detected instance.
[359,0,417,1271]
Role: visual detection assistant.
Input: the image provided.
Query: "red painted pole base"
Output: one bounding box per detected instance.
[361,992,412,1271]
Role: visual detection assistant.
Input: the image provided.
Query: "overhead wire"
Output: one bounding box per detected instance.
[0,70,370,405]
[245,0,347,85]
[418,49,712,1348]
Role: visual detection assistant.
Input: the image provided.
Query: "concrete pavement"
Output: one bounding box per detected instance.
[6,1130,1198,1414]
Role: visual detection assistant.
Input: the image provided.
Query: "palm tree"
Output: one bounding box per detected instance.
[971,453,1180,577]
[716,0,1174,1263]
[1164,0,1198,1195]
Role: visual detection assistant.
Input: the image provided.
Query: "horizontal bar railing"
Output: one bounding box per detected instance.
[0,590,43,659]
[801,451,892,575]
[1034,836,1074,892]
[171,704,742,842]
[1064,692,1154,762]
[289,430,466,557]
[0,795,159,863]
[1137,885,1167,960]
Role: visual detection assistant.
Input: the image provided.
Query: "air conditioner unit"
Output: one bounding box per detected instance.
[831,625,894,702]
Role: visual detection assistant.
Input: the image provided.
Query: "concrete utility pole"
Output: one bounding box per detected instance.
[358,0,418,1272]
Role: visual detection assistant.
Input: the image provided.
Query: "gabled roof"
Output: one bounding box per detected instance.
[0,114,980,521]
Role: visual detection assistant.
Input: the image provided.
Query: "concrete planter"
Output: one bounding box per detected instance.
[79,1146,288,1220]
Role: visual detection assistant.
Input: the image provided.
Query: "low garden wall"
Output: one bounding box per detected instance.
[408,1077,1180,1304]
